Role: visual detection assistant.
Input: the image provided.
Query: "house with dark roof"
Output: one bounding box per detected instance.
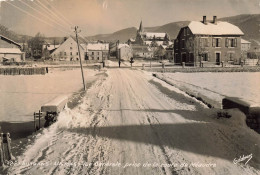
[174,16,244,66]
[0,35,25,62]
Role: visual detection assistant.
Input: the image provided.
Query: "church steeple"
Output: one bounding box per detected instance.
[138,20,144,33]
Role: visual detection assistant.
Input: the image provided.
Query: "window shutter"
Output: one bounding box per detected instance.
[199,38,203,47]
[234,38,237,47]
[208,52,211,61]
[207,38,210,47]
[212,38,216,47]
[219,38,222,47]
[225,38,229,47]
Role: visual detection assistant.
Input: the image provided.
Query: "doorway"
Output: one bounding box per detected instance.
[215,52,221,65]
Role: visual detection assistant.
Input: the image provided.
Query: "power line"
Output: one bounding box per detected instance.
[35,0,72,29]
[33,0,71,29]
[5,1,72,35]
[44,0,75,27]
[40,1,89,43]
[19,0,71,34]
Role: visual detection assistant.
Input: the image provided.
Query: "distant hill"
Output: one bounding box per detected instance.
[85,14,260,45]
[86,27,137,42]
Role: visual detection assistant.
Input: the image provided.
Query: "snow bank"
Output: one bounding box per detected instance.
[155,73,225,108]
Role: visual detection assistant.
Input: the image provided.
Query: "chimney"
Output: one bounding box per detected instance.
[203,16,206,24]
[213,16,217,24]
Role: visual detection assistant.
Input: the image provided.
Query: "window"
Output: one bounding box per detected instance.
[213,38,221,47]
[202,53,209,61]
[200,38,210,48]
[76,52,78,55]
[64,52,66,55]
[187,29,189,35]
[226,38,237,47]
[92,52,94,55]
[97,52,99,55]
[97,57,100,60]
[175,40,179,50]
[183,28,186,36]
[70,52,72,56]
[70,47,72,50]
[182,39,185,48]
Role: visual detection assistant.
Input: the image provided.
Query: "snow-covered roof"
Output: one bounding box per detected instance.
[131,45,152,52]
[0,35,21,48]
[43,44,60,51]
[129,38,135,42]
[0,48,22,54]
[188,21,244,36]
[145,32,166,39]
[87,43,109,51]
[241,39,251,44]
[118,44,130,49]
[144,41,152,45]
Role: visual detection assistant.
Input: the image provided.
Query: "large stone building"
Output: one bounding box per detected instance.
[174,16,244,65]
[51,36,85,61]
[0,35,25,62]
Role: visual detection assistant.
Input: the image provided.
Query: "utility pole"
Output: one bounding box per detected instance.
[74,26,86,91]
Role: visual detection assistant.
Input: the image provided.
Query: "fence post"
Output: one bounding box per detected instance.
[221,61,224,67]
[34,112,36,131]
[39,110,41,129]
[0,135,3,166]
[182,62,185,68]
[6,133,14,161]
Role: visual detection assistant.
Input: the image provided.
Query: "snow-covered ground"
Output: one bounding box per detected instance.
[156,72,260,105]
[0,68,99,122]
[4,68,260,175]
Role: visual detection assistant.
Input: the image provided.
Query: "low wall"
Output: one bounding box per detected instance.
[145,66,260,73]
[0,67,47,75]
[223,97,260,133]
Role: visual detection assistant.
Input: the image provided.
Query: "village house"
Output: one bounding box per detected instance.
[131,45,153,58]
[0,35,25,62]
[241,39,251,52]
[50,36,86,61]
[240,38,251,60]
[174,16,244,66]
[117,43,133,61]
[42,43,60,59]
[165,44,174,61]
[85,43,109,61]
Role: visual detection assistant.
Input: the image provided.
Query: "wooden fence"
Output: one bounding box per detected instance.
[0,67,47,75]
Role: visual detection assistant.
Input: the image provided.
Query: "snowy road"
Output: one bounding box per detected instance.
[8,68,260,175]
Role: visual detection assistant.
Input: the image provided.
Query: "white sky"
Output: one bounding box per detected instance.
[0,0,259,37]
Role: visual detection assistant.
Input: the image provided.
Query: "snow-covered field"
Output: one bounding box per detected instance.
[0,68,98,122]
[157,72,260,105]
[4,68,260,175]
